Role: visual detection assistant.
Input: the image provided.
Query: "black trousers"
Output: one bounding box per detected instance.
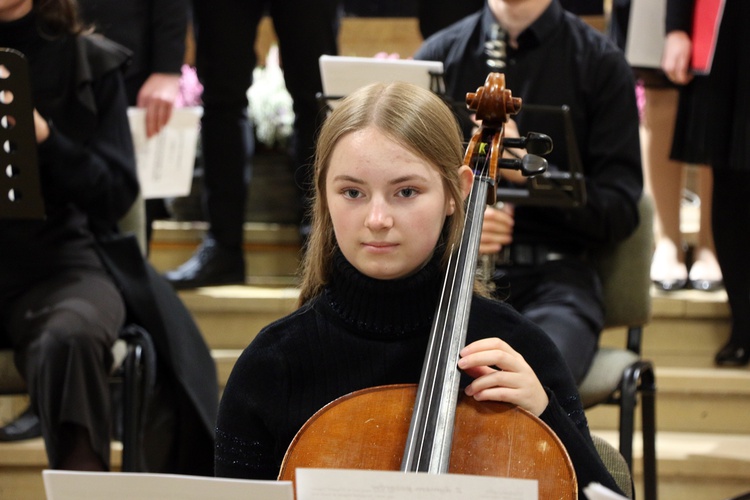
[1,269,125,469]
[493,258,603,384]
[712,169,750,347]
[192,0,339,247]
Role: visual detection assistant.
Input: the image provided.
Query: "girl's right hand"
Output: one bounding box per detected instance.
[458,337,549,417]
[661,30,693,85]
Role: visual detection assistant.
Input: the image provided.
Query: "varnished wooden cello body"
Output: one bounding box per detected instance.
[279,73,575,498]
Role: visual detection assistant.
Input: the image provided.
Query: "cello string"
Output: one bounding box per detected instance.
[409,132,495,470]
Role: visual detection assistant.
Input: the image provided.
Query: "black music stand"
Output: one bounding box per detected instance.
[495,103,586,208]
[0,47,44,219]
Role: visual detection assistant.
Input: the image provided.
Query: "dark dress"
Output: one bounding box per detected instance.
[668,0,750,171]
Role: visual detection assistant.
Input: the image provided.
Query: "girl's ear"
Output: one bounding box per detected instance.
[458,165,474,199]
[447,165,474,215]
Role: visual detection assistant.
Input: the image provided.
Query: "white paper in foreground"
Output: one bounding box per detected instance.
[127,106,202,199]
[43,470,293,500]
[295,468,538,500]
[583,482,630,500]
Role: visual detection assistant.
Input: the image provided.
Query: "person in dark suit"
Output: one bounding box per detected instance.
[415,0,642,383]
[163,0,340,289]
[78,0,190,245]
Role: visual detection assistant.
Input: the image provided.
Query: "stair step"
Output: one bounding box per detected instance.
[178,285,299,349]
[602,287,731,369]
[594,430,750,500]
[149,221,302,283]
[0,439,123,500]
[586,366,750,435]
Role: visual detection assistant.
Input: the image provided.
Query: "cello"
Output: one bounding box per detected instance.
[278,73,574,498]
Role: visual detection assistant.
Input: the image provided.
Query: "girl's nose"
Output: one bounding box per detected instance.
[364,198,394,230]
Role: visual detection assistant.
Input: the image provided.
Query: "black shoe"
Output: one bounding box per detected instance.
[688,278,724,292]
[0,407,42,442]
[652,278,688,292]
[164,238,245,289]
[715,341,750,367]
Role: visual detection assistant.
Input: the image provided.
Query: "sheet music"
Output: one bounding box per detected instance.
[624,0,666,69]
[319,55,443,98]
[295,468,538,500]
[127,106,201,199]
[43,470,294,500]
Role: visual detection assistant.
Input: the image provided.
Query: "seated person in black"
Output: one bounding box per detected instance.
[215,81,624,497]
[414,0,643,383]
[0,0,217,474]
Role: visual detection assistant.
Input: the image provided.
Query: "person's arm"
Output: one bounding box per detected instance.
[666,0,694,34]
[36,69,138,225]
[139,0,189,137]
[564,49,643,246]
[662,0,695,85]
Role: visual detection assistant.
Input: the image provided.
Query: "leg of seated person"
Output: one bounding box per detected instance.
[495,261,603,384]
[59,423,107,471]
[3,269,125,469]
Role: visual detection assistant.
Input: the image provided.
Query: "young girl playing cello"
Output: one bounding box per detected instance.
[215,81,624,497]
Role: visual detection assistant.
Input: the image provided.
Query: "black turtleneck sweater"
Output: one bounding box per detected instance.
[215,251,622,496]
[0,13,137,302]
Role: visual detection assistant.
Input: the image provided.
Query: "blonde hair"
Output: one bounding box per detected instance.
[297,81,472,306]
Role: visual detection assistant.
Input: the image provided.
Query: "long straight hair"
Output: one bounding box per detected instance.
[297,81,471,306]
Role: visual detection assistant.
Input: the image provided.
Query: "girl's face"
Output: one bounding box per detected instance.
[326,126,468,280]
[0,0,32,22]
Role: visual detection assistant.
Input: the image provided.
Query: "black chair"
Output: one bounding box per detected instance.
[0,323,156,472]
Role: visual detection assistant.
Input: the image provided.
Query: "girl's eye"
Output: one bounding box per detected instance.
[343,188,362,199]
[399,187,417,198]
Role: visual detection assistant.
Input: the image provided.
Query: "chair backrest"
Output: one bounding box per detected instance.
[590,194,654,329]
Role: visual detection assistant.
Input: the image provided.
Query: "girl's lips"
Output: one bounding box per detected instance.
[363,241,397,251]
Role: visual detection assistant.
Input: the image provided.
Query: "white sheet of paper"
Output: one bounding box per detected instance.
[319,55,444,98]
[624,0,667,69]
[295,468,538,500]
[583,482,630,500]
[43,470,293,500]
[127,106,202,199]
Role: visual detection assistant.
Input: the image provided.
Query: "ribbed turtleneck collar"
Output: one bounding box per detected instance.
[323,249,444,340]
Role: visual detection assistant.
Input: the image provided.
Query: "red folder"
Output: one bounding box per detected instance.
[691,0,726,74]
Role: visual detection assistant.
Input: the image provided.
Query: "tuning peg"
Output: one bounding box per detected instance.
[498,155,547,177]
[502,132,553,156]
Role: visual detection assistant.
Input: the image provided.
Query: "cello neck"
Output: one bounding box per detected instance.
[400,73,521,474]
[400,161,493,474]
